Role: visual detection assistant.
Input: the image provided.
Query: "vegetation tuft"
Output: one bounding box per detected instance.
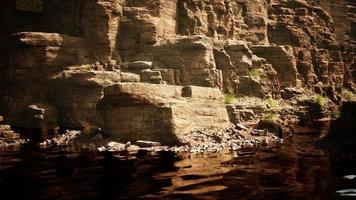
[201,37,211,46]
[314,94,326,106]
[331,108,340,119]
[263,112,279,121]
[342,89,355,101]
[224,93,237,104]
[249,68,262,80]
[266,98,278,109]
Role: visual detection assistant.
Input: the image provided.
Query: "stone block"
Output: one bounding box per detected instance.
[129,61,152,70]
[98,83,231,145]
[140,69,163,84]
[150,35,222,88]
[120,72,140,82]
[48,65,121,128]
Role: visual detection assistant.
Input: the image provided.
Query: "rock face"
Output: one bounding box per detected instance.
[0,0,355,143]
[150,36,221,88]
[177,0,269,44]
[252,45,298,88]
[48,65,121,128]
[309,0,355,86]
[98,83,231,145]
[0,116,27,148]
[1,32,86,125]
[268,0,354,95]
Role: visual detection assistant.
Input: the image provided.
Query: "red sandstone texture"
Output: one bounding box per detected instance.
[0,0,354,142]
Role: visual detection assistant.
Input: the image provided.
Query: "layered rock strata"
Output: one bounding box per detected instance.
[0,0,354,145]
[0,116,28,148]
[97,83,231,145]
[268,0,354,98]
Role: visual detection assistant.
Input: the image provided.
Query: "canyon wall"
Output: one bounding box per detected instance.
[0,0,354,138]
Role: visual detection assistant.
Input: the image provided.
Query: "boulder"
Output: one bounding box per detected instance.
[226,105,255,124]
[257,120,286,138]
[98,83,231,145]
[296,96,330,123]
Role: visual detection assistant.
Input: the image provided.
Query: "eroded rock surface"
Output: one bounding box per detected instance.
[98,83,231,145]
[0,117,28,148]
[48,65,121,128]
[0,0,355,148]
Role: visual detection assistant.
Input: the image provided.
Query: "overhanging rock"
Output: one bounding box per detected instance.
[97,83,231,145]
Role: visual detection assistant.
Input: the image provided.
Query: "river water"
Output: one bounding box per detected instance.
[0,125,355,200]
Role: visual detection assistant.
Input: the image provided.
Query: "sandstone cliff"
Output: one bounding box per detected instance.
[0,0,354,144]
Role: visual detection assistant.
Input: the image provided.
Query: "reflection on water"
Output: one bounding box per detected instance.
[0,125,355,200]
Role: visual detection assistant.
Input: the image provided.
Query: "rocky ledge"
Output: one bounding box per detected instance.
[0,117,28,148]
[35,84,336,153]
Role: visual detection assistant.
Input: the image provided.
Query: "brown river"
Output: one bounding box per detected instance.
[0,124,355,200]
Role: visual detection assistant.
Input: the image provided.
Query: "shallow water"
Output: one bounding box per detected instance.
[0,126,355,200]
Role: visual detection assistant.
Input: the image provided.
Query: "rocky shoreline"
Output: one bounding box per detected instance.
[0,115,29,149]
[0,124,28,149]
[2,88,349,154]
[0,0,355,154]
[36,126,284,154]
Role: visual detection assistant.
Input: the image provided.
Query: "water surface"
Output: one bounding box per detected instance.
[0,125,355,199]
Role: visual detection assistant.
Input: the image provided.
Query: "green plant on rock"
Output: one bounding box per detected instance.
[263,112,279,121]
[342,89,355,101]
[266,98,278,109]
[331,108,340,119]
[314,94,326,106]
[200,37,211,46]
[224,93,237,104]
[249,68,262,80]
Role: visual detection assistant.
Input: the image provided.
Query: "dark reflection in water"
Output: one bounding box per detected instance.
[0,125,355,200]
